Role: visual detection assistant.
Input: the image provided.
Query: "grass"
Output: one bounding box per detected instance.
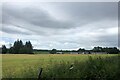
[1,54,119,79]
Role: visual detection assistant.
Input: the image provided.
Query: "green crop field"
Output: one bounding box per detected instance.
[1,54,120,79]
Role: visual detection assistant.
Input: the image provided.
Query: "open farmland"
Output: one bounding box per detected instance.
[2,54,120,79]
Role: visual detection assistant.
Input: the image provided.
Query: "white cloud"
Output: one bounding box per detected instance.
[106,27,118,35]
[0,40,9,47]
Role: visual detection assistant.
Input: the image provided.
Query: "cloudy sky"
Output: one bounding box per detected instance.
[0,2,118,50]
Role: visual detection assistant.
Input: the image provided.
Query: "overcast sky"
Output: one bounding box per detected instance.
[0,2,118,50]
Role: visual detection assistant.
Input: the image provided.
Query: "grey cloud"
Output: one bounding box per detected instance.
[2,2,118,35]
[2,24,34,35]
[97,34,118,45]
[3,2,117,30]
[1,2,118,49]
[58,2,117,20]
[2,4,74,29]
[48,2,118,28]
[118,1,120,48]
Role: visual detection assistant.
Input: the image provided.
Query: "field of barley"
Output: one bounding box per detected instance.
[2,54,120,79]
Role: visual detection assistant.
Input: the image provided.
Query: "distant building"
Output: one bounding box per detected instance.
[70,51,108,54]
[56,52,63,54]
[77,51,91,54]
[70,52,78,54]
[91,52,107,54]
[78,51,84,54]
[83,51,91,54]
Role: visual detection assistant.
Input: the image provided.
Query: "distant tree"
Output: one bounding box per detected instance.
[103,47,119,54]
[77,48,85,54]
[13,41,17,53]
[12,40,24,54]
[25,41,33,54]
[9,47,14,54]
[19,46,27,54]
[28,41,33,54]
[77,48,85,52]
[18,40,24,53]
[2,45,7,54]
[50,49,57,54]
[4,39,33,54]
[92,46,103,52]
[92,46,119,54]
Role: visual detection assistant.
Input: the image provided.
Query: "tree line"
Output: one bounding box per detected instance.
[1,40,33,54]
[50,46,119,54]
[1,40,119,54]
[92,46,119,54]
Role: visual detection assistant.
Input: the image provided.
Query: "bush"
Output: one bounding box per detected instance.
[42,55,120,80]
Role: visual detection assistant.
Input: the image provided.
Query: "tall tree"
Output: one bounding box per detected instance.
[25,41,33,54]
[2,45,7,54]
[13,40,24,54]
[19,46,27,54]
[13,41,17,53]
[9,47,14,54]
[93,46,103,52]
[28,41,33,54]
[77,48,85,52]
[50,49,57,54]
[18,40,24,53]
[4,39,33,54]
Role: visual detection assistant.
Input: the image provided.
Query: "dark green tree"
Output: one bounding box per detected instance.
[103,47,119,54]
[19,46,27,54]
[18,40,24,54]
[92,46,119,54]
[2,45,7,54]
[25,41,33,54]
[5,39,33,54]
[9,47,14,54]
[12,40,23,54]
[92,46,103,52]
[50,49,57,54]
[77,48,85,52]
[28,41,33,54]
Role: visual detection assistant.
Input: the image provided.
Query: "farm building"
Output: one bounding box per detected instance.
[78,51,91,54]
[78,51,84,54]
[70,52,79,54]
[91,52,108,54]
[56,52,63,54]
[74,51,108,54]
[70,51,91,54]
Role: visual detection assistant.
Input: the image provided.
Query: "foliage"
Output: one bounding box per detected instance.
[2,54,119,80]
[92,46,119,54]
[34,46,119,54]
[77,48,85,52]
[50,49,57,54]
[44,55,120,80]
[2,45,7,54]
[9,40,33,54]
